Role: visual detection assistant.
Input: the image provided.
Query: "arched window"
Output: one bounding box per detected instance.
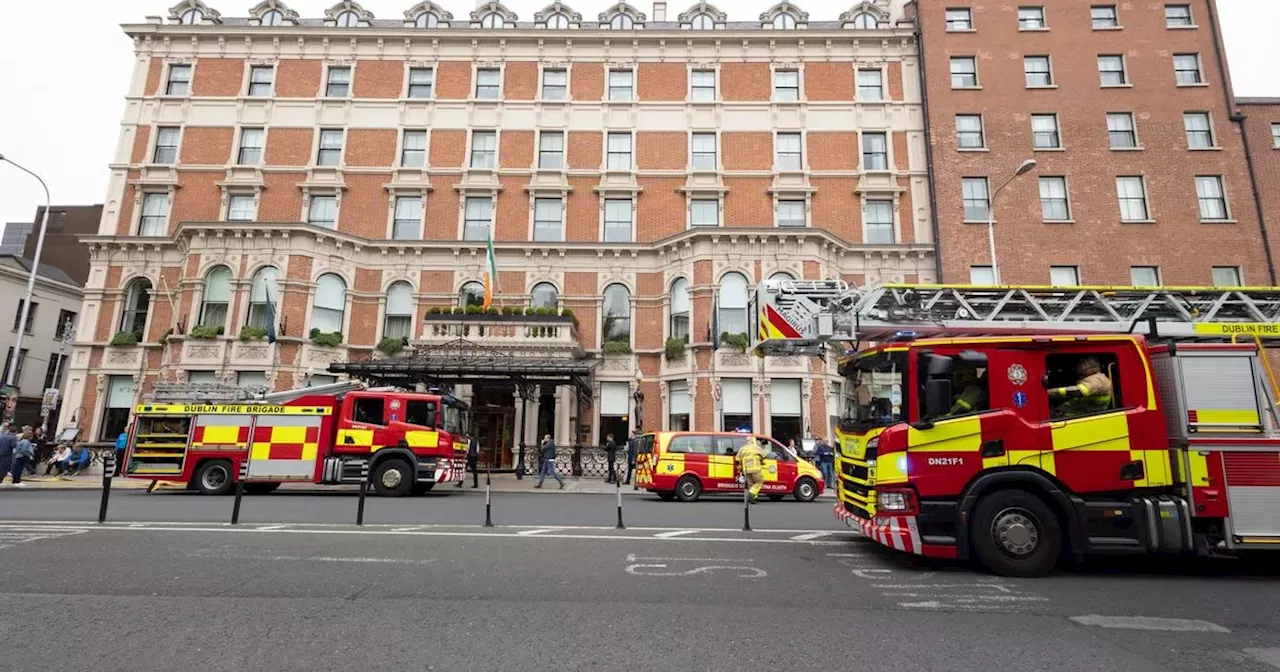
[545,12,569,28]
[610,13,634,28]
[311,274,347,333]
[772,13,796,28]
[459,281,485,308]
[768,271,795,283]
[336,10,359,27]
[530,283,559,309]
[414,12,439,27]
[384,282,414,339]
[180,8,203,24]
[481,12,504,27]
[690,13,714,29]
[669,277,691,341]
[852,12,877,29]
[717,272,749,336]
[602,284,631,343]
[246,266,279,330]
[199,266,232,328]
[261,9,285,25]
[120,278,153,336]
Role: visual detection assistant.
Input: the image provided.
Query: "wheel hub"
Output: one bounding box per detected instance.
[204,467,227,489]
[992,508,1039,556]
[381,469,403,488]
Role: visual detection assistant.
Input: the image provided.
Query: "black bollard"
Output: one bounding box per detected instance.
[97,453,115,524]
[231,460,248,525]
[484,464,494,527]
[615,476,625,530]
[356,460,369,526]
[742,478,752,532]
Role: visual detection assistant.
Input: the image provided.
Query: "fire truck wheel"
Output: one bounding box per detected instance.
[793,477,819,502]
[675,475,703,502]
[194,460,235,496]
[372,459,414,497]
[970,489,1062,578]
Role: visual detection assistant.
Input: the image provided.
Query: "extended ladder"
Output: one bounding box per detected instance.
[753,281,1280,355]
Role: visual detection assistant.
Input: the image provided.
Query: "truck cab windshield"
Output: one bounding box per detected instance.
[840,351,907,431]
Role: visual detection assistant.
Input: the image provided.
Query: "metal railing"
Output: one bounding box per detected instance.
[518,444,631,480]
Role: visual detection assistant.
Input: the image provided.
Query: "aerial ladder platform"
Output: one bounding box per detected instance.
[752,279,1280,356]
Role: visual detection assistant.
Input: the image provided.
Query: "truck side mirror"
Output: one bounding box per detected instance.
[921,352,953,378]
[924,379,953,420]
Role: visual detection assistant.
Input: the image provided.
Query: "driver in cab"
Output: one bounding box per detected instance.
[946,367,988,417]
[1045,357,1113,417]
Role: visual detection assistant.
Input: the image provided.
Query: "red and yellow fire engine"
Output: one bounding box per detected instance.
[124,381,469,496]
[754,280,1280,576]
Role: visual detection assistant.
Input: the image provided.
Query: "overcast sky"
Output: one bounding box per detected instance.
[0,0,1276,239]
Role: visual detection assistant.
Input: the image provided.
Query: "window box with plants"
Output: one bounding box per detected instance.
[309,329,344,348]
[424,305,578,324]
[664,337,688,362]
[376,336,410,357]
[109,330,143,347]
[719,332,750,353]
[188,325,225,340]
[602,339,633,356]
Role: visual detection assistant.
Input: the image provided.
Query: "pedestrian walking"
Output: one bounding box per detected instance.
[457,432,480,489]
[8,425,36,487]
[624,430,638,487]
[535,434,564,489]
[604,433,619,484]
[113,428,129,477]
[0,423,15,483]
[815,436,836,489]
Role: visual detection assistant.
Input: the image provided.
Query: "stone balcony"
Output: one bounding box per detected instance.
[420,313,584,357]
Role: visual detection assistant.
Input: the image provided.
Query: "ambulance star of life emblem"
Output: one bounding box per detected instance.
[1008,364,1028,386]
[666,463,675,473]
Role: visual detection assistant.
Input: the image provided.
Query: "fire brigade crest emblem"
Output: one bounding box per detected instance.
[389,400,402,411]
[1008,364,1028,386]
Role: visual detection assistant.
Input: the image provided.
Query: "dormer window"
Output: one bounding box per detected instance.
[545,12,569,28]
[611,13,634,28]
[336,10,359,26]
[690,13,714,28]
[773,13,795,28]
[251,1,298,26]
[180,8,203,24]
[415,12,439,27]
[481,12,504,27]
[261,9,284,25]
[852,12,876,28]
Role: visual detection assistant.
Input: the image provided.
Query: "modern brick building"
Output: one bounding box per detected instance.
[1236,97,1280,270]
[918,0,1277,287]
[59,0,934,461]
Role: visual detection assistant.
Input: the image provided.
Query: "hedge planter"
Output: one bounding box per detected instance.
[424,312,575,324]
[109,331,141,347]
[309,329,344,347]
[238,326,267,341]
[189,325,224,340]
[377,337,409,356]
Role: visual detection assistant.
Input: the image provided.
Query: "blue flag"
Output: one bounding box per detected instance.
[264,281,278,344]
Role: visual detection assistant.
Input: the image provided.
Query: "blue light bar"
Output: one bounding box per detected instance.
[890,331,918,342]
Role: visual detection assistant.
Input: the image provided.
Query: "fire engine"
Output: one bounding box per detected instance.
[752,279,1280,576]
[124,381,469,496]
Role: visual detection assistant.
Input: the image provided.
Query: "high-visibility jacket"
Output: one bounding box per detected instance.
[738,442,764,475]
[1049,371,1113,413]
[949,383,986,416]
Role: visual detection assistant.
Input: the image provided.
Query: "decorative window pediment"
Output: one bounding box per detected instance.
[471,1,519,28]
[535,1,582,28]
[168,0,221,24]
[325,0,374,27]
[840,1,890,28]
[249,0,298,26]
[678,1,726,29]
[404,1,453,27]
[598,1,645,29]
[760,2,807,29]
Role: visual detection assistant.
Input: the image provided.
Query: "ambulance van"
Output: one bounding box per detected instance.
[634,431,823,502]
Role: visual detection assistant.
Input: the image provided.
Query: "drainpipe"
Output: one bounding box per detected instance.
[912,9,944,283]
[1207,0,1276,284]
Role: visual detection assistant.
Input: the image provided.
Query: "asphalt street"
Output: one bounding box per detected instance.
[0,522,1278,672]
[0,488,848,530]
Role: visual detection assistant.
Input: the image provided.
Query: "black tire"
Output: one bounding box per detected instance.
[969,489,1063,578]
[193,460,234,496]
[768,494,785,502]
[244,482,280,495]
[793,477,819,502]
[372,459,414,497]
[675,475,702,502]
[656,491,677,501]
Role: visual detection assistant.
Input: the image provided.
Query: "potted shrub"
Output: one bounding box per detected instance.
[664,337,688,362]
[309,328,344,347]
[110,330,140,347]
[377,336,409,356]
[720,332,750,353]
[602,339,632,355]
[189,324,223,340]
[238,325,267,341]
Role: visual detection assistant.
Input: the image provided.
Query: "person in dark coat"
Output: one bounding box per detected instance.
[457,433,480,489]
[624,430,638,487]
[604,433,619,484]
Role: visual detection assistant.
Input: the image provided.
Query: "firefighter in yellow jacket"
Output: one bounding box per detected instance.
[737,437,766,503]
[1046,357,1113,417]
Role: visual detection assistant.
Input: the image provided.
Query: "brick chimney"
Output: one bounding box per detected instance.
[653,1,666,21]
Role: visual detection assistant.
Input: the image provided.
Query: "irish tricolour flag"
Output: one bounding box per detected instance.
[482,226,498,309]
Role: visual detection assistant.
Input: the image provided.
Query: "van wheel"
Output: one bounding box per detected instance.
[194,460,234,496]
[675,476,702,502]
[372,459,414,497]
[793,477,819,502]
[970,489,1062,578]
[656,492,676,501]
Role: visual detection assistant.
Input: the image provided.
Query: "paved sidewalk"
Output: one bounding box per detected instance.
[1,470,836,497]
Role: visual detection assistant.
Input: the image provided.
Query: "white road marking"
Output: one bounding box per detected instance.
[1244,648,1280,669]
[898,600,1001,611]
[872,583,1015,592]
[653,530,699,538]
[626,554,745,562]
[309,556,438,565]
[391,526,424,532]
[517,528,562,536]
[0,520,855,535]
[626,563,767,578]
[790,532,831,541]
[884,593,1048,602]
[256,525,288,531]
[851,569,893,579]
[1069,615,1230,633]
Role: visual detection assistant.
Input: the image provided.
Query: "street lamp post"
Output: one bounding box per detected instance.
[0,154,54,399]
[985,158,1038,285]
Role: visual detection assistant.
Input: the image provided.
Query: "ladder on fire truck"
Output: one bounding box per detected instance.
[752,279,1280,356]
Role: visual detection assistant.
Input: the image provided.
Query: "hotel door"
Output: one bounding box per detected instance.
[472,410,513,469]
